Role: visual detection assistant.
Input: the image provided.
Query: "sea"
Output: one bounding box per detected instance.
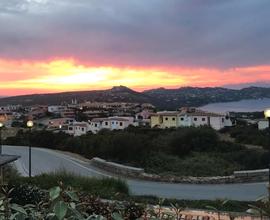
[200,98,270,113]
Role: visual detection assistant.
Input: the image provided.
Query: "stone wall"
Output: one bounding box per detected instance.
[90,157,269,184]
[91,157,144,176]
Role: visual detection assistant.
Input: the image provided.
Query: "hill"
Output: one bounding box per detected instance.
[1,86,270,110]
[143,86,270,109]
[0,86,152,106]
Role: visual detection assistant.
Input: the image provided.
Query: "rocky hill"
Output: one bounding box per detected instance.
[1,86,270,110]
[0,86,152,106]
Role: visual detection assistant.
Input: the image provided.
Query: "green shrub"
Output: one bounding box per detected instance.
[5,126,270,177]
[144,152,239,176]
[9,170,129,199]
[9,184,46,205]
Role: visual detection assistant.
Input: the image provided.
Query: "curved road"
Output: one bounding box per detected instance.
[3,145,268,201]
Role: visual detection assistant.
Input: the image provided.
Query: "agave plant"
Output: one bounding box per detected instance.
[247,196,270,220]
[205,199,229,220]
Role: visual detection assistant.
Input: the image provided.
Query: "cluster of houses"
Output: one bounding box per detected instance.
[44,107,234,136]
[0,100,238,137]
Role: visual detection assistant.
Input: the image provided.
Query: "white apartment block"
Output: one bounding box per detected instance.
[89,116,136,134]
[67,122,90,136]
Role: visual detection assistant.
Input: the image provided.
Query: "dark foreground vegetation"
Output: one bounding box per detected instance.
[5,126,270,177]
[223,123,270,148]
[3,170,268,219]
[10,171,129,200]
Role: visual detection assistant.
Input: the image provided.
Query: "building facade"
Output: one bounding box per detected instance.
[258,119,269,130]
[150,108,232,130]
[67,122,90,136]
[89,116,136,133]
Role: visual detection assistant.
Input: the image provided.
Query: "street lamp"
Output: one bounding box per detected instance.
[27,120,34,178]
[264,109,270,128]
[264,109,270,200]
[0,122,3,155]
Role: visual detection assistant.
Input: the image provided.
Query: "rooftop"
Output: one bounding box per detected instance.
[151,108,225,117]
[151,111,179,116]
[0,154,20,166]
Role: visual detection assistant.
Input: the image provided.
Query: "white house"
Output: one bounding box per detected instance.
[89,116,136,133]
[258,119,269,130]
[67,122,90,136]
[178,109,232,130]
[89,118,105,134]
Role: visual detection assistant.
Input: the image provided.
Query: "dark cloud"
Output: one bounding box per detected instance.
[0,0,270,68]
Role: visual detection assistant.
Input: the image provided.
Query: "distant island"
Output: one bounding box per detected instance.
[1,85,270,110]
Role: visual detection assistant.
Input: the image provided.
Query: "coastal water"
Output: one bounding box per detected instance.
[200,98,270,113]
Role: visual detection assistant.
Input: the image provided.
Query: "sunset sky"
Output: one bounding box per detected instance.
[1,0,270,96]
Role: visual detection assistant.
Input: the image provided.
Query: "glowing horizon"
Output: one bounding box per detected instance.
[1,1,270,96]
[1,58,270,96]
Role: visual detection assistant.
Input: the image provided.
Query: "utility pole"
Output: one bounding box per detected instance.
[0,122,3,155]
[0,122,3,185]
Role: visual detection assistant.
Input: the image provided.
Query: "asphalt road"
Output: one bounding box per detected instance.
[3,145,268,201]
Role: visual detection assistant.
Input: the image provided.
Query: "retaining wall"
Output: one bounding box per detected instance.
[91,157,144,176]
[90,157,269,184]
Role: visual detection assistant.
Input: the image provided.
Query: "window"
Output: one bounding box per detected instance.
[112,122,114,125]
[68,127,73,130]
[105,122,108,126]
[120,122,123,126]
[81,127,85,131]
[180,118,184,121]
[172,117,175,121]
[222,118,225,122]
[202,118,206,121]
[95,124,97,127]
[165,117,168,120]
[194,117,197,121]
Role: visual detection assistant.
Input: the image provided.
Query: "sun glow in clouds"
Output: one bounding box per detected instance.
[0,58,270,96]
[0,59,186,94]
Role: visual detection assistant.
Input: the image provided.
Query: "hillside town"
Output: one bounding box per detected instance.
[0,98,240,137]
[2,0,270,219]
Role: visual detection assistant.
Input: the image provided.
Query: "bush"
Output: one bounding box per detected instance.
[9,171,129,199]
[5,126,270,177]
[228,125,270,148]
[1,183,144,220]
[9,184,46,205]
[144,152,239,176]
[169,127,219,156]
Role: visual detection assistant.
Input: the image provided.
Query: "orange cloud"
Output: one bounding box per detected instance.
[0,58,270,96]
